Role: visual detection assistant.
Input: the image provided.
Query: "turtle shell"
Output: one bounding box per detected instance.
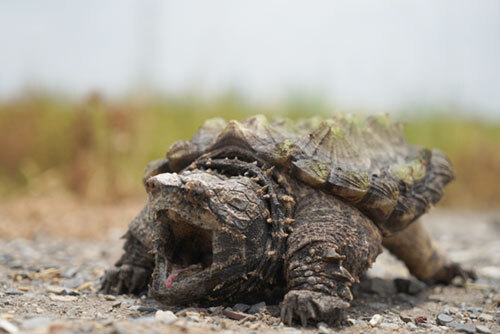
[164,114,454,235]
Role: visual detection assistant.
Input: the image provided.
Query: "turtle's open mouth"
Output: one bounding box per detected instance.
[156,210,214,289]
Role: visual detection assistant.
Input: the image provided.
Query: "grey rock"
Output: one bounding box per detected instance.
[21,317,51,330]
[448,322,476,333]
[5,289,23,295]
[63,277,84,289]
[128,305,158,313]
[248,301,266,314]
[392,293,416,306]
[362,278,397,296]
[9,263,23,270]
[63,267,78,278]
[394,278,427,295]
[476,325,491,334]
[467,306,484,313]
[436,313,454,325]
[132,316,156,323]
[80,324,94,332]
[121,299,136,304]
[380,323,399,330]
[0,253,14,264]
[233,303,250,313]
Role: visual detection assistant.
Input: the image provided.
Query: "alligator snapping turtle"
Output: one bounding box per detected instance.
[102,114,474,325]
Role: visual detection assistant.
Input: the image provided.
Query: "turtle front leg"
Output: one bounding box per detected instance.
[101,206,155,295]
[281,190,382,326]
[382,220,476,284]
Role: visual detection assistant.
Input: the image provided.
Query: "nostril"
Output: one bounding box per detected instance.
[146,178,158,194]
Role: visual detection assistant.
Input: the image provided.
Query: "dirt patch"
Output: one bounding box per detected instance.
[0,197,499,333]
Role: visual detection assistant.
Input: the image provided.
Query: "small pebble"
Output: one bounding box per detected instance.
[478,313,493,322]
[369,314,383,327]
[380,323,400,330]
[248,301,266,314]
[49,295,77,302]
[233,303,250,313]
[46,285,67,295]
[104,295,116,301]
[248,323,260,330]
[467,306,484,313]
[5,289,23,296]
[476,325,491,334]
[75,282,92,292]
[394,278,426,295]
[366,278,397,296]
[400,314,412,323]
[437,313,454,325]
[406,322,418,331]
[186,315,200,323]
[223,309,251,321]
[428,294,445,302]
[128,306,157,313]
[448,322,476,333]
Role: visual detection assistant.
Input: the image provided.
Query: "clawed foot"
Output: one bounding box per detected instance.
[280,290,350,327]
[101,264,151,295]
[429,262,477,284]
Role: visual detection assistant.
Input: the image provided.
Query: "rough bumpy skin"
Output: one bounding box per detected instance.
[101,114,475,326]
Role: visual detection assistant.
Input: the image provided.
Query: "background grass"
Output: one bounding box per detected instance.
[1,93,499,209]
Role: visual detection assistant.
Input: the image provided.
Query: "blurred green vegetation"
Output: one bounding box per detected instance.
[1,93,499,208]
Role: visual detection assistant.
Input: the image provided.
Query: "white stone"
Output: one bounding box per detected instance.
[406,322,418,331]
[155,310,177,325]
[369,314,383,327]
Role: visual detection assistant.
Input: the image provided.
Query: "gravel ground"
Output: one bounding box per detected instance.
[1,203,499,333]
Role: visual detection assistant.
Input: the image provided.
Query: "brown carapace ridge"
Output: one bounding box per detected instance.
[102,114,472,327]
[167,114,454,235]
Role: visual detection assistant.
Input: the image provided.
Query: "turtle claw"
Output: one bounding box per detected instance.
[280,290,349,326]
[429,262,477,284]
[101,264,150,295]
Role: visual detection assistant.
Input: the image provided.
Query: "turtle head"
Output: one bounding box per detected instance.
[145,169,270,304]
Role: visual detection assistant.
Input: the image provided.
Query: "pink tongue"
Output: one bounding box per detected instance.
[166,267,192,288]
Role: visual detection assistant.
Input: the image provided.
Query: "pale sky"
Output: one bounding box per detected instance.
[1,0,499,117]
